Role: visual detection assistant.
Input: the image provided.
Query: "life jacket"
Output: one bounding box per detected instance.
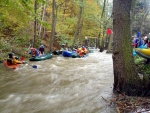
[78,51,84,57]
[32,50,36,56]
[31,49,39,57]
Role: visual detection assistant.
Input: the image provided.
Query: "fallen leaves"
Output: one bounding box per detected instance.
[110,94,150,113]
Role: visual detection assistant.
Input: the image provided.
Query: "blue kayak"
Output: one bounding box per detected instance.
[62,50,73,57]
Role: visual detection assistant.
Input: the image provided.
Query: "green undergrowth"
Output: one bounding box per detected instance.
[135,56,150,75]
[134,56,150,96]
[134,56,145,65]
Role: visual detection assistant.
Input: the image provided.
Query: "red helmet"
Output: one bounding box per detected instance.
[30,47,35,50]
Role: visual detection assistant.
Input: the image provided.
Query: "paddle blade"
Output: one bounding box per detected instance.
[32,65,37,68]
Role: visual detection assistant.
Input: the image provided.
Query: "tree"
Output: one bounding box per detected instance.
[96,0,113,52]
[132,0,150,34]
[49,0,56,52]
[113,0,142,95]
[139,0,150,34]
[0,0,33,36]
[98,0,107,52]
[33,0,37,47]
[38,0,48,39]
[72,0,84,47]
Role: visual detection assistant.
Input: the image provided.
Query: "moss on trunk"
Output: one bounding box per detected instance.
[113,0,143,96]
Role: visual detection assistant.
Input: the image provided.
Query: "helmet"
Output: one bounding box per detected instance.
[30,47,35,50]
[8,52,14,58]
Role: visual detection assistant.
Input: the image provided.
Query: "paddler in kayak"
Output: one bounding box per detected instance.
[7,53,24,65]
[39,43,45,55]
[29,47,39,57]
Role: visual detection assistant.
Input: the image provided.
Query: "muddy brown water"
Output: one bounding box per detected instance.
[0,50,116,113]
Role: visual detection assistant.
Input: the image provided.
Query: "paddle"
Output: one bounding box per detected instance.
[28,63,37,69]
[20,56,37,69]
[23,61,37,69]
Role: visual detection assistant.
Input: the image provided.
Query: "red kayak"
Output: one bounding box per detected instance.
[4,61,19,69]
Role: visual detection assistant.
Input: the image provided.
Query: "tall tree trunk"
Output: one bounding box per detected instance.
[139,10,149,34]
[99,0,106,52]
[131,0,137,34]
[38,0,47,38]
[101,0,106,18]
[97,32,100,48]
[33,0,37,47]
[113,0,141,95]
[78,20,83,45]
[72,0,83,48]
[49,0,56,52]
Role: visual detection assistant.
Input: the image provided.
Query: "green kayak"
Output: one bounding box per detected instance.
[29,53,52,61]
[89,49,94,53]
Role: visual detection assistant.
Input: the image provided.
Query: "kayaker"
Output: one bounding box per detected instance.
[60,44,65,51]
[7,53,24,65]
[39,43,45,55]
[29,47,39,57]
[147,33,150,48]
[81,46,87,54]
[76,47,84,57]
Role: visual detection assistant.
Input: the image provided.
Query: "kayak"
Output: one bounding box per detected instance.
[62,50,73,57]
[4,61,19,69]
[88,49,94,53]
[71,52,80,58]
[135,48,150,56]
[29,53,52,61]
[135,50,150,59]
[52,50,62,55]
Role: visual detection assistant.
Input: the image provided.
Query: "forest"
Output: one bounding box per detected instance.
[0,0,112,57]
[0,0,150,112]
[0,0,150,54]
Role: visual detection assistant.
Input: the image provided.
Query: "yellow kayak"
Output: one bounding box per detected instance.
[135,48,150,56]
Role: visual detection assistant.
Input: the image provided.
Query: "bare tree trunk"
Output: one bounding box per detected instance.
[101,0,106,18]
[139,10,149,34]
[78,18,84,46]
[113,0,141,96]
[99,0,106,52]
[72,0,83,48]
[49,0,56,52]
[97,32,100,48]
[42,27,46,39]
[33,0,37,47]
[131,0,137,34]
[36,3,43,37]
[38,0,47,38]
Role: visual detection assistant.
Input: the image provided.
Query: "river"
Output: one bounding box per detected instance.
[0,50,116,113]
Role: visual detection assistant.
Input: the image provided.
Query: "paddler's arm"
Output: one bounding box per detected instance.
[12,59,24,64]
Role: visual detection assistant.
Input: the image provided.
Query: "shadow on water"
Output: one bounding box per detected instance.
[0,50,116,113]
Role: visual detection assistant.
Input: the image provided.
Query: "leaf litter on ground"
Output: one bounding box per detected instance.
[109,94,150,113]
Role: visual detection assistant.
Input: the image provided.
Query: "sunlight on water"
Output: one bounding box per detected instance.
[0,50,116,113]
